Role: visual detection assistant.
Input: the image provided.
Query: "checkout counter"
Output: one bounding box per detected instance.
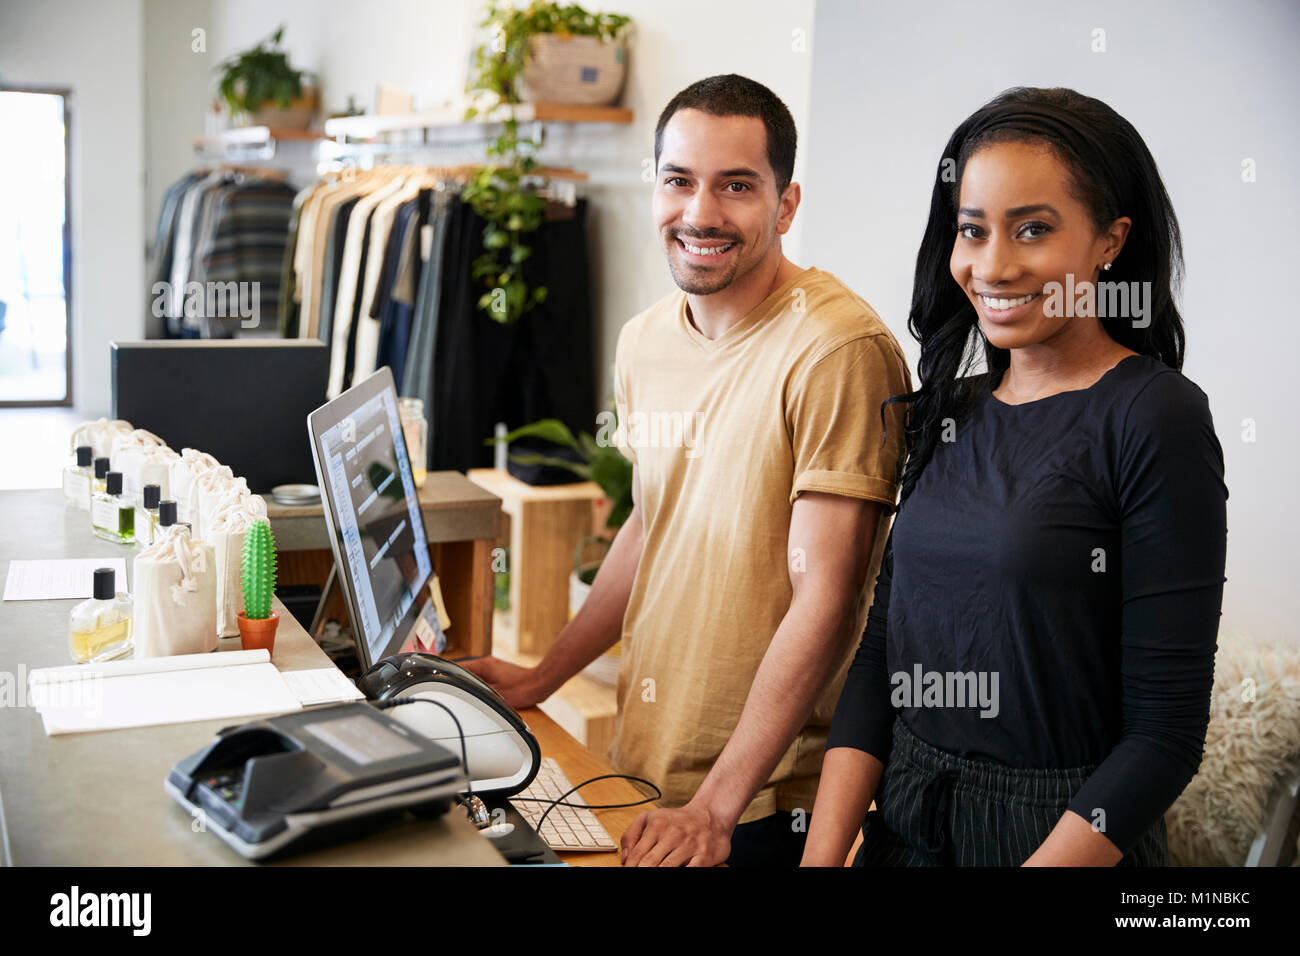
[0,485,647,867]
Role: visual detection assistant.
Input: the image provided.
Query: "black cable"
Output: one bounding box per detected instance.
[375,696,471,796]
[510,773,662,836]
[375,697,663,842]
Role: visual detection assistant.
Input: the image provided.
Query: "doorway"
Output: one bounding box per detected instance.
[0,87,72,406]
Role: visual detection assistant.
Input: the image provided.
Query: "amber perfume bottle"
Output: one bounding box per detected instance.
[92,457,110,497]
[69,567,134,663]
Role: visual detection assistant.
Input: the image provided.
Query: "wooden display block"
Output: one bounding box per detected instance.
[467,468,605,656]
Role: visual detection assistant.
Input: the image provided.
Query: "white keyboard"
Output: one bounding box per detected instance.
[510,758,617,852]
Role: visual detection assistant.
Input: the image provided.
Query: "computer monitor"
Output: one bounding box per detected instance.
[111,340,328,493]
[307,367,433,670]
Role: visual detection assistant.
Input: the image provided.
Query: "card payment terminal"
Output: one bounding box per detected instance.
[165,702,467,860]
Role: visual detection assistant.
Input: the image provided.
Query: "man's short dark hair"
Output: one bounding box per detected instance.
[654,74,797,194]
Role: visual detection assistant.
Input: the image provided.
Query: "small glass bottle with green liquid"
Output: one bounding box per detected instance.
[69,567,134,663]
[91,471,134,544]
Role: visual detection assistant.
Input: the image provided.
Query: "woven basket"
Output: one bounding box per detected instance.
[517,34,627,106]
[248,87,319,130]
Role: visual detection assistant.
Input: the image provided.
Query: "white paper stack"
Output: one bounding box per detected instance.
[27,649,302,735]
[281,668,365,706]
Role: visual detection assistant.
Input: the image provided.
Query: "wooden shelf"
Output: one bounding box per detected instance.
[323,101,633,140]
[468,468,605,655]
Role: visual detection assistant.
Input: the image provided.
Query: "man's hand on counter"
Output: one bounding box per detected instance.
[619,802,731,867]
[460,656,549,711]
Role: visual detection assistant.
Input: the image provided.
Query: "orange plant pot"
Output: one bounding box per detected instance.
[237,609,279,655]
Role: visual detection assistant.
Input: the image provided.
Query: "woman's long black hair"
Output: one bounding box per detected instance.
[887,87,1186,505]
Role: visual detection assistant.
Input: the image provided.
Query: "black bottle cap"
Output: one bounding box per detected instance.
[105,471,123,496]
[93,567,115,601]
[143,484,161,509]
[76,446,92,467]
[94,457,110,479]
[159,500,177,526]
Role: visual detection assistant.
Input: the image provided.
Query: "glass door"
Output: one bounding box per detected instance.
[0,87,72,406]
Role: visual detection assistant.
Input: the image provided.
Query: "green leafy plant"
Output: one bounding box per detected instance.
[240,519,279,620]
[486,415,633,529]
[216,25,304,118]
[487,413,632,598]
[463,1,632,324]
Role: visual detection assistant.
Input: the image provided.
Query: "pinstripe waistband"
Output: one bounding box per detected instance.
[890,717,1097,805]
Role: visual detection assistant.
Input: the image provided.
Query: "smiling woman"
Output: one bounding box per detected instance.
[805,87,1228,869]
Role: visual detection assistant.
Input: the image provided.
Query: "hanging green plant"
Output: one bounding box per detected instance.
[464,1,632,324]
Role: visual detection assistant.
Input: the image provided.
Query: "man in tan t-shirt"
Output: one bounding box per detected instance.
[464,74,910,866]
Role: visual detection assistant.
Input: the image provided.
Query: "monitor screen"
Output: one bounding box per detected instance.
[309,369,432,668]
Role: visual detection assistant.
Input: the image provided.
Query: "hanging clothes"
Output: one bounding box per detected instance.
[427,197,595,476]
[148,168,295,338]
[146,170,204,338]
[326,173,408,396]
[371,191,427,393]
[202,178,299,336]
[282,165,595,479]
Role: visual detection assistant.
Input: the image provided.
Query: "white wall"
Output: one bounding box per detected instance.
[802,0,1300,643]
[571,0,817,402]
[144,0,212,272]
[0,0,147,417]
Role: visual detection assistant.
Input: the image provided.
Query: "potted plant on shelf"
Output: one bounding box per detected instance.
[463,2,633,326]
[472,1,633,108]
[487,415,632,592]
[237,518,279,654]
[216,25,317,130]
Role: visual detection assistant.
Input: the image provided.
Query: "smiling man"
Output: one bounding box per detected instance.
[464,74,910,866]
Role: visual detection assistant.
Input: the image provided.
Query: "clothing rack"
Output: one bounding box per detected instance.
[314,157,586,209]
[191,162,289,181]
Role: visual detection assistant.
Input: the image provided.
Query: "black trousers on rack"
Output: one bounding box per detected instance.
[430,198,596,477]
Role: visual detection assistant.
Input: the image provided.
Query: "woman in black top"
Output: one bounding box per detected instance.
[802,87,1227,866]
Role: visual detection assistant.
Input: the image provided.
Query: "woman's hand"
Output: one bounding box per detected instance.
[801,747,884,866]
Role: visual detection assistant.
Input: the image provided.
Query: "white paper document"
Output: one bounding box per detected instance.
[27,648,303,735]
[3,558,130,601]
[282,667,365,706]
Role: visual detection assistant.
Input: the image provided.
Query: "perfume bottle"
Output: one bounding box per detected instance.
[156,499,194,539]
[158,499,179,535]
[91,471,135,544]
[62,446,94,510]
[134,484,162,547]
[92,457,110,497]
[69,567,134,663]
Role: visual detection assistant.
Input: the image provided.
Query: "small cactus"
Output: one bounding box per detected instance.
[241,519,278,620]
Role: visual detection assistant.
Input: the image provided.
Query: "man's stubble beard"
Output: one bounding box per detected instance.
[666,253,743,295]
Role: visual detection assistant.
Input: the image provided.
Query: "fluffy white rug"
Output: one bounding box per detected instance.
[1165,630,1300,866]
